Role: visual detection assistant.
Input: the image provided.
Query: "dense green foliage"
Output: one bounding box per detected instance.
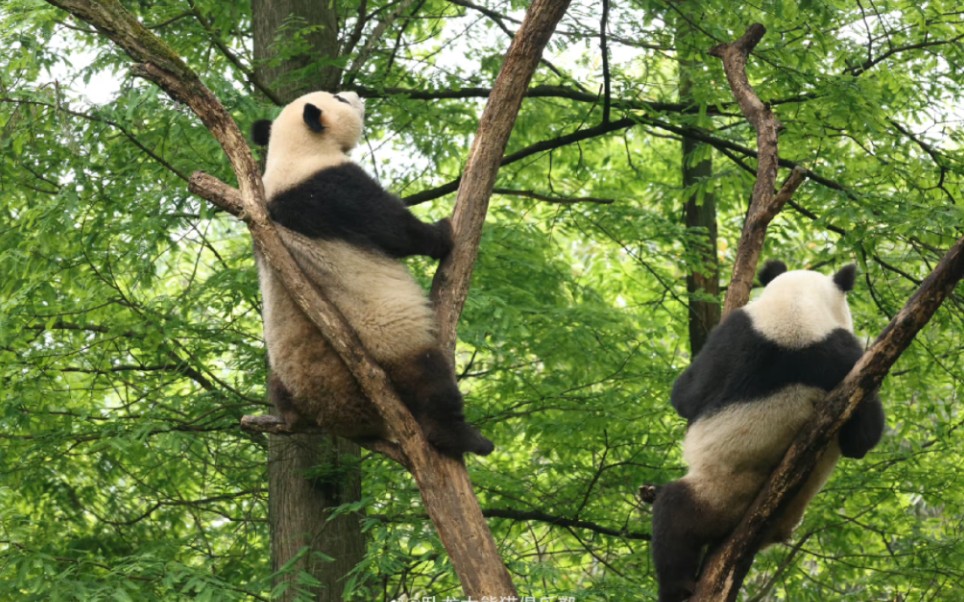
[1,0,962,599]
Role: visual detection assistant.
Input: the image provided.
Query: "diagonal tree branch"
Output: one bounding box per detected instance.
[429,0,574,354]
[404,117,635,206]
[692,233,964,601]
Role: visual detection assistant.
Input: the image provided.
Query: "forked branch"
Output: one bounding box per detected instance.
[711,24,806,316]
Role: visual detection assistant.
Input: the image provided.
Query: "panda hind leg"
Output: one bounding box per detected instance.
[387,348,494,458]
[651,480,731,602]
[268,372,310,429]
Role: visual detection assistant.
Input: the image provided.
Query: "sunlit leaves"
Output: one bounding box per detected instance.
[2,0,962,599]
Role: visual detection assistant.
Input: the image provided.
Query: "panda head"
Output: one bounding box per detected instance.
[745,260,858,348]
[252,91,366,196]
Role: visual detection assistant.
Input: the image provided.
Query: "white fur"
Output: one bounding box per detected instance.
[257,231,439,436]
[744,269,853,348]
[267,230,438,364]
[682,384,841,541]
[261,91,365,198]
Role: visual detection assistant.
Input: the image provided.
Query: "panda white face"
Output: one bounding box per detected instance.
[745,266,855,348]
[261,91,366,197]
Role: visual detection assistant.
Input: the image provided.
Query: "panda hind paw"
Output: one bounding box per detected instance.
[424,420,495,458]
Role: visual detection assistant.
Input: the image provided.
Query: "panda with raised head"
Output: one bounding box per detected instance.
[651,260,885,601]
[251,90,494,457]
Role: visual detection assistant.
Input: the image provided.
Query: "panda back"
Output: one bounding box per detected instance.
[671,310,865,423]
[682,383,824,475]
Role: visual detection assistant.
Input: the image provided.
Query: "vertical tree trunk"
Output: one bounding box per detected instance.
[268,434,364,601]
[252,0,341,98]
[252,2,364,600]
[677,19,720,355]
[682,135,719,354]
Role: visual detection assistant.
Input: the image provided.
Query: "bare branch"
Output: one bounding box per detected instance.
[493,187,616,205]
[405,117,636,206]
[189,171,243,216]
[710,24,801,317]
[429,0,574,354]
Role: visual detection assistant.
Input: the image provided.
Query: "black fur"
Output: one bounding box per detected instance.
[671,310,884,457]
[303,103,324,132]
[838,390,885,458]
[387,348,494,457]
[252,119,272,147]
[268,163,453,260]
[758,259,788,285]
[833,263,857,292]
[652,481,728,602]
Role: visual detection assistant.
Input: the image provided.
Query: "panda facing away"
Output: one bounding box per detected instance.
[651,261,885,601]
[251,90,493,458]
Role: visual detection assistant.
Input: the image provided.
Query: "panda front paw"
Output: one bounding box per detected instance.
[433,218,454,260]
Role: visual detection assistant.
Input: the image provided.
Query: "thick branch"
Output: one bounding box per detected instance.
[45,0,573,596]
[429,0,574,354]
[692,234,964,600]
[189,171,243,216]
[711,24,798,316]
[240,415,408,467]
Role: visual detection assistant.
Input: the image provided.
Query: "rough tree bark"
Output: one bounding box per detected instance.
[251,0,341,100]
[42,0,570,597]
[249,2,364,597]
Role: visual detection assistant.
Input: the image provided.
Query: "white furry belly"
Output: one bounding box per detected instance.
[262,229,438,364]
[682,385,827,510]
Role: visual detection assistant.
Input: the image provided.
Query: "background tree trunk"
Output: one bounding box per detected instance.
[268,435,364,601]
[251,2,364,599]
[252,0,341,99]
[682,139,720,355]
[677,16,720,355]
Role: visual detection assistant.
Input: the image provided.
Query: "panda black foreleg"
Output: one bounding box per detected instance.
[652,480,729,602]
[386,348,494,457]
[839,392,885,459]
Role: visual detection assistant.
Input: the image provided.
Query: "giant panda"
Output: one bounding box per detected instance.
[651,260,885,601]
[251,90,494,458]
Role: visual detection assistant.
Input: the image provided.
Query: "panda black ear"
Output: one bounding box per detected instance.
[758,260,788,286]
[833,263,857,293]
[252,120,272,146]
[303,103,325,132]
